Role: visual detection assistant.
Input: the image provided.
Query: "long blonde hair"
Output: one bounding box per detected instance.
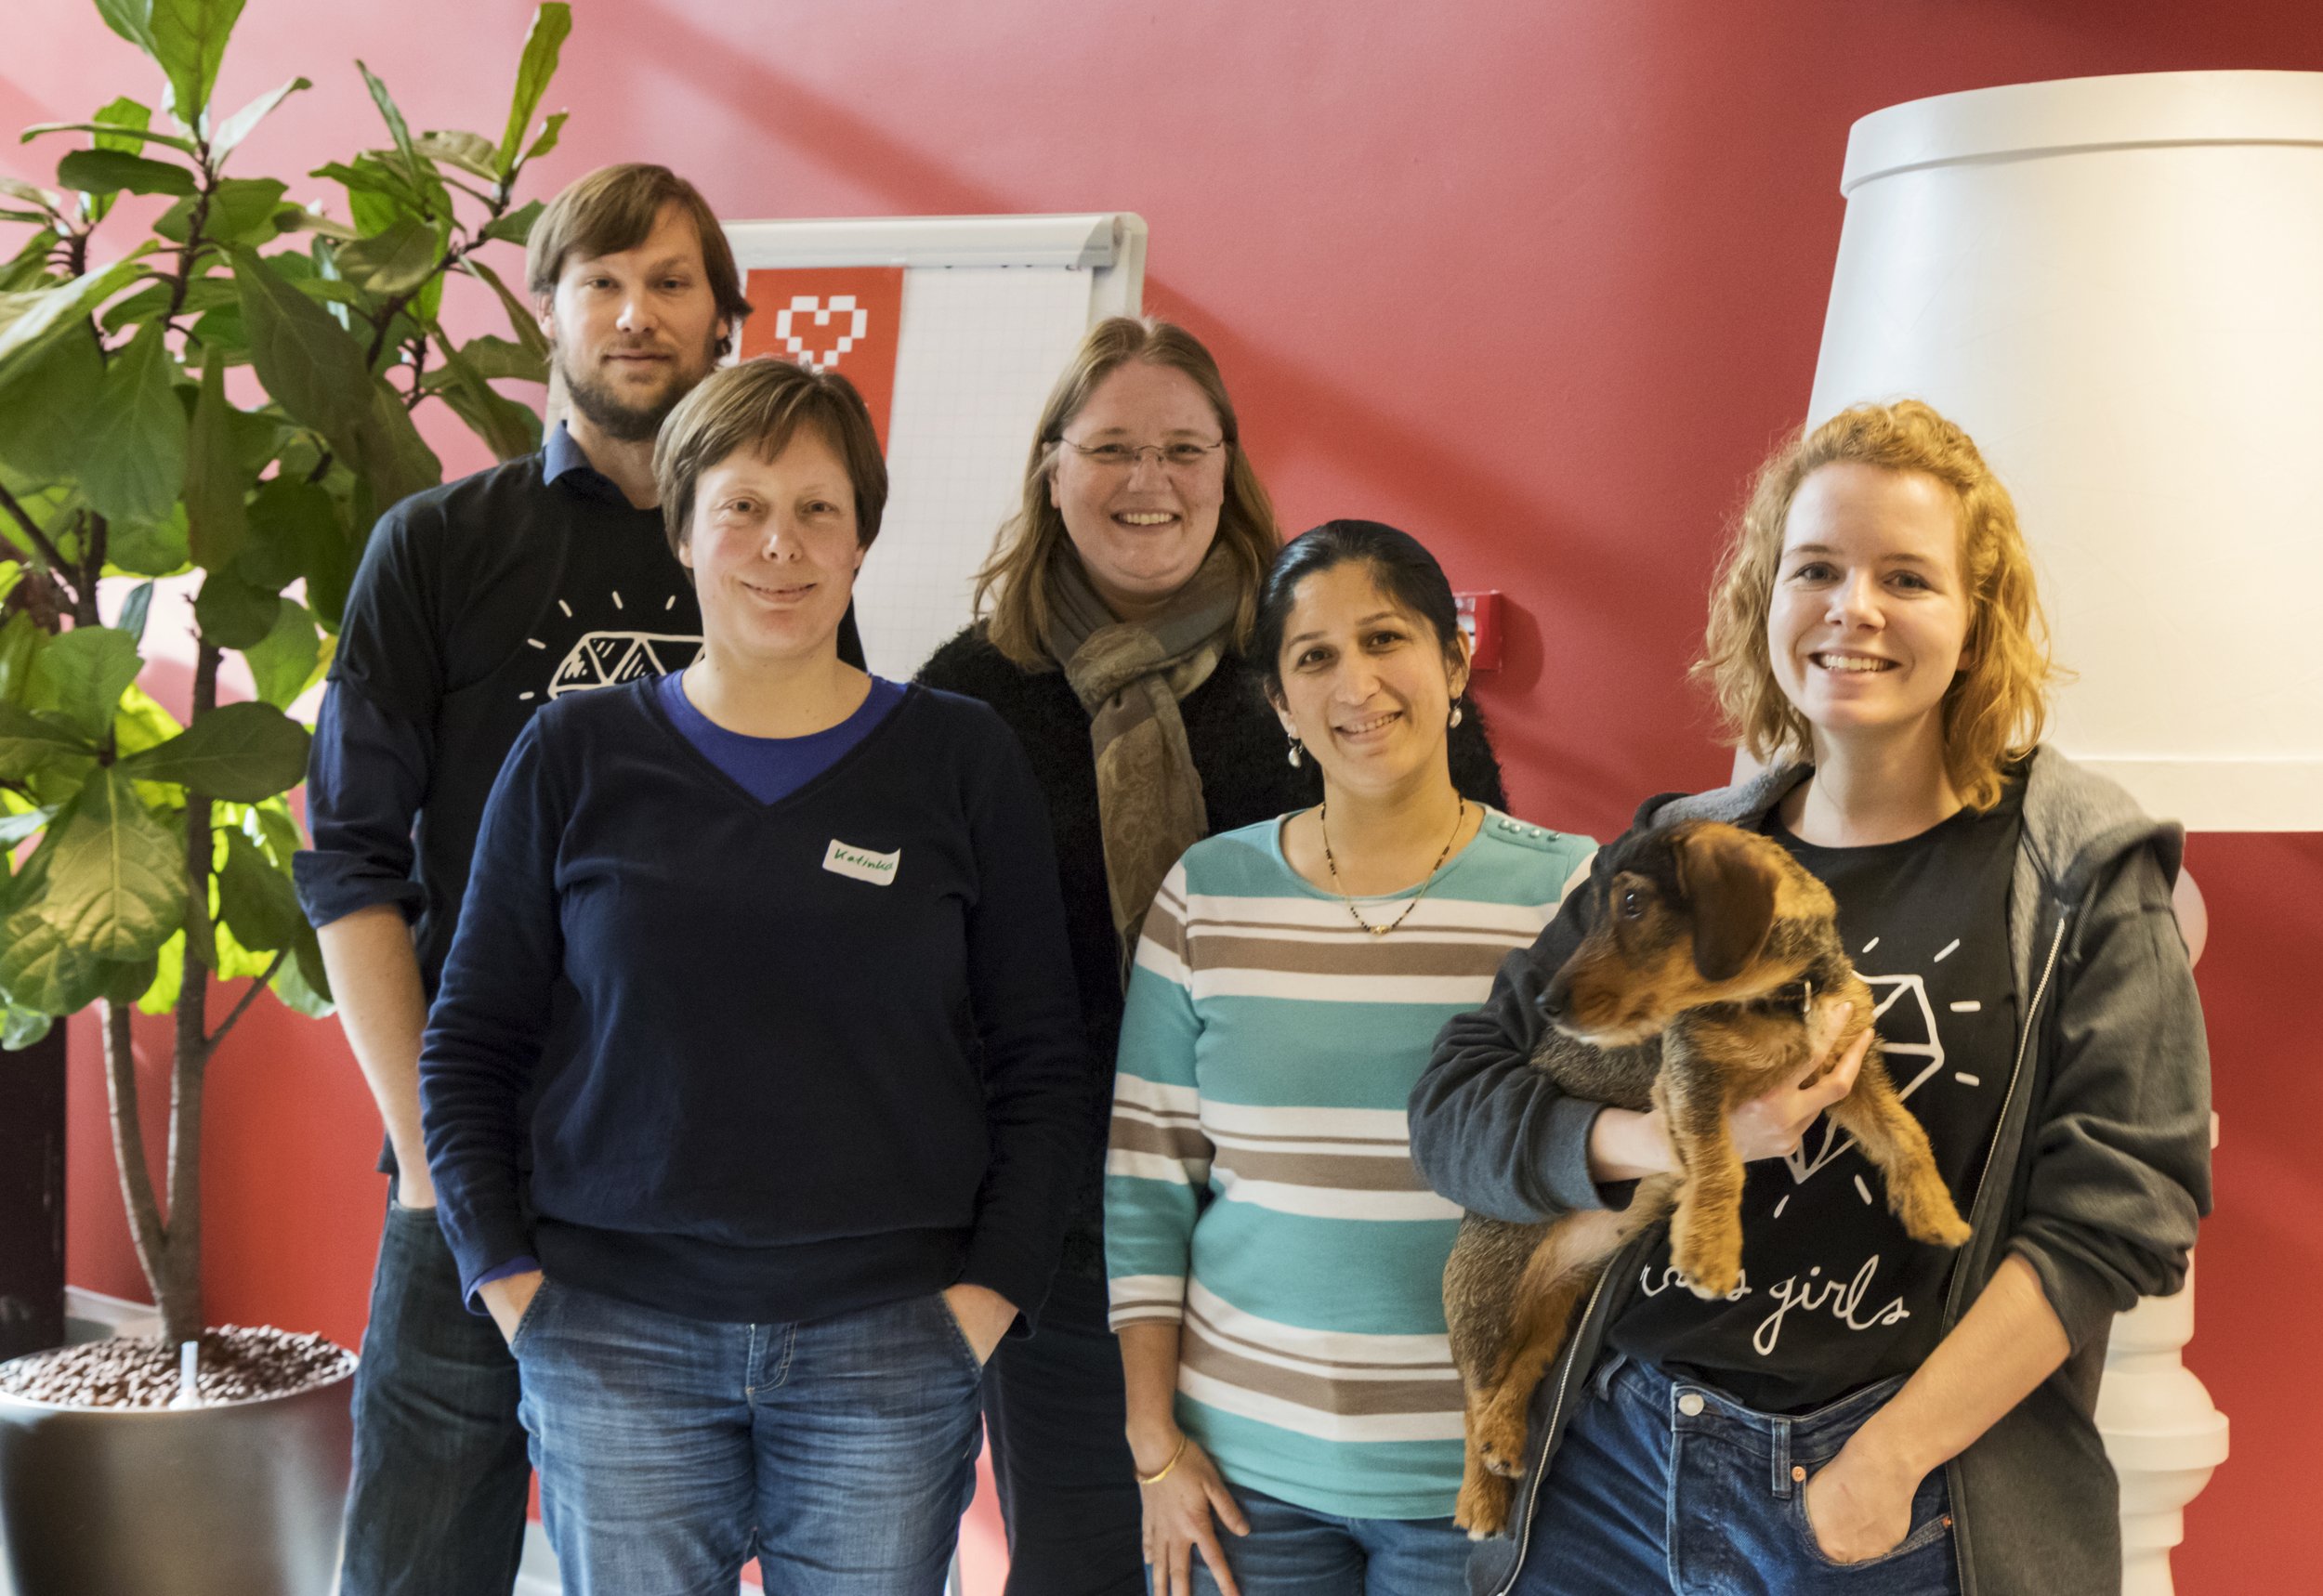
[1695,399,2059,810]
[974,318,1280,667]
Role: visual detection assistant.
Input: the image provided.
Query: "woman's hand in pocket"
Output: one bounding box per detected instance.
[479,1269,545,1348]
[1803,1432,1920,1563]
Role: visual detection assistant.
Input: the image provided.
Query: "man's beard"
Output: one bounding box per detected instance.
[557,339,714,443]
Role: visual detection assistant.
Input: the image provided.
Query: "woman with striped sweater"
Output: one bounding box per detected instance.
[1106,522,1595,1596]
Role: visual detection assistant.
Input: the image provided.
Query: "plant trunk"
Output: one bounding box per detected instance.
[149,642,226,1348]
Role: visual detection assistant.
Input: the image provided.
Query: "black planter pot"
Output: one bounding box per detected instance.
[0,1359,355,1596]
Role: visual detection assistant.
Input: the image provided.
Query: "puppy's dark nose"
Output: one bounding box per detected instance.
[1539,974,1571,1024]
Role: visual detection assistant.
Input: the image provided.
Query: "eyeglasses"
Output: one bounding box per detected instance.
[1054,438,1230,473]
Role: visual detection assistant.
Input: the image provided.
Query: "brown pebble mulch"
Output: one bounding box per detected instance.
[0,1326,354,1410]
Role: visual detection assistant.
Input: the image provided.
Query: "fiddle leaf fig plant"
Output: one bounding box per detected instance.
[0,0,573,1347]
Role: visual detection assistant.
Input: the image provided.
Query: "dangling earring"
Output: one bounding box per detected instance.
[1286,733,1305,768]
[1449,702,1464,728]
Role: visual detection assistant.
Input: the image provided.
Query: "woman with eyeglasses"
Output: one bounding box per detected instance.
[917,321,1507,1594]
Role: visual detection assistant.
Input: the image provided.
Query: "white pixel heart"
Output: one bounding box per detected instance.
[774,294,870,372]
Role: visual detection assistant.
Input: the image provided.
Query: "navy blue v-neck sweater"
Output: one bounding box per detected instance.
[417,675,1089,1328]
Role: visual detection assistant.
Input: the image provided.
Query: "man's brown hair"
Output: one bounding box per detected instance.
[653,359,888,558]
[526,164,752,352]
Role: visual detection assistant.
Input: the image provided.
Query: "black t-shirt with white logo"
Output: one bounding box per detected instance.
[1607,781,2023,1413]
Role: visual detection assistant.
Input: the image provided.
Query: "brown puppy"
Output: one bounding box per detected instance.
[1443,819,1971,1537]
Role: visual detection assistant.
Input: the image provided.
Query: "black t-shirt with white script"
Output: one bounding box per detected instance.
[1607,781,2023,1413]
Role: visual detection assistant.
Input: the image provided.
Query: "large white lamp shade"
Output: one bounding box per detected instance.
[1809,71,2323,832]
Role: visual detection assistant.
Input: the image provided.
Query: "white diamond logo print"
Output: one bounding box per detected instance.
[774,294,870,372]
[545,632,702,698]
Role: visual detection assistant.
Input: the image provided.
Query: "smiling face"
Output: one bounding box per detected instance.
[1270,561,1469,801]
[542,201,728,443]
[1047,360,1229,618]
[1767,462,1974,765]
[679,428,864,667]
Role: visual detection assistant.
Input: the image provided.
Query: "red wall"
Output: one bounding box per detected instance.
[11,4,2319,1589]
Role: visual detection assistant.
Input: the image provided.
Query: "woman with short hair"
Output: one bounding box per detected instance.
[1409,399,2212,1596]
[918,320,1508,1593]
[420,358,1087,1596]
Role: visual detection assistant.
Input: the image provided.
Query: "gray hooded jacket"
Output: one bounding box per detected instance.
[1408,748,2213,1596]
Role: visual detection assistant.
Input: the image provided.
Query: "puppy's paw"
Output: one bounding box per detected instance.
[1474,1409,1532,1479]
[1673,1231,1743,1299]
[1456,1470,1513,1539]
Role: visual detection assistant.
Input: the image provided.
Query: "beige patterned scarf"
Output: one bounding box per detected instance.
[1043,547,1242,977]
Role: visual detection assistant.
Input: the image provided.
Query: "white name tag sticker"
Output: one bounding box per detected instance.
[822,839,901,886]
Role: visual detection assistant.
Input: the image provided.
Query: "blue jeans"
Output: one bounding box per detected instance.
[340,1190,530,1596]
[1178,1483,1474,1596]
[512,1278,985,1596]
[981,1269,1146,1595]
[1514,1356,1959,1596]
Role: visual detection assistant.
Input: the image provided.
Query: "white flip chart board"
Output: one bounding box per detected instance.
[722,214,1148,679]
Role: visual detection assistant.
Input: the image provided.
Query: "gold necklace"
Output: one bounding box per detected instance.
[1319,798,1468,937]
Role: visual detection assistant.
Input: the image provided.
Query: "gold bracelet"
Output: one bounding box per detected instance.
[1135,1433,1189,1486]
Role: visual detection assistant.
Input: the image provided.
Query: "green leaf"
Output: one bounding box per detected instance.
[90,97,154,157]
[0,700,97,778]
[191,566,278,648]
[496,4,572,174]
[414,129,501,182]
[232,247,374,440]
[357,61,421,176]
[163,177,290,247]
[0,906,105,1016]
[479,199,543,248]
[461,255,548,360]
[335,216,440,296]
[276,914,332,1013]
[36,768,186,962]
[0,177,63,215]
[241,597,320,708]
[522,110,567,165]
[149,0,249,128]
[1,1005,54,1051]
[117,580,156,645]
[183,359,247,569]
[106,503,192,577]
[0,251,151,367]
[0,613,39,706]
[116,698,308,800]
[0,328,103,482]
[98,953,158,1005]
[275,206,360,243]
[350,378,442,510]
[93,0,160,58]
[212,74,310,160]
[19,121,198,157]
[445,333,545,385]
[24,624,142,741]
[216,826,299,950]
[432,335,541,462]
[57,148,195,198]
[243,475,335,588]
[73,322,188,525]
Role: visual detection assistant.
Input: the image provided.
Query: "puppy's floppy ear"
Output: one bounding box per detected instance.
[1672,823,1778,983]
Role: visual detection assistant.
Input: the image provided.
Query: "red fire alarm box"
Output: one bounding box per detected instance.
[1453,591,1503,671]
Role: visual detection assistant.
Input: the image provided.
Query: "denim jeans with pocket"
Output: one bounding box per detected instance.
[512,1278,985,1596]
[1175,1481,1475,1596]
[1514,1355,1960,1596]
[339,1189,531,1596]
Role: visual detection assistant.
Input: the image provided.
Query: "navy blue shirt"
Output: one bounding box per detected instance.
[417,678,1089,1328]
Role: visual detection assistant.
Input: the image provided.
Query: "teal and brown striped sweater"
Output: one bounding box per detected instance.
[1106,808,1594,1520]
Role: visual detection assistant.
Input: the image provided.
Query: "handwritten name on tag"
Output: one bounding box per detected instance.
[822,839,900,886]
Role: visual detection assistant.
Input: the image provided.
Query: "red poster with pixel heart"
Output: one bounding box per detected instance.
[738,267,907,451]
